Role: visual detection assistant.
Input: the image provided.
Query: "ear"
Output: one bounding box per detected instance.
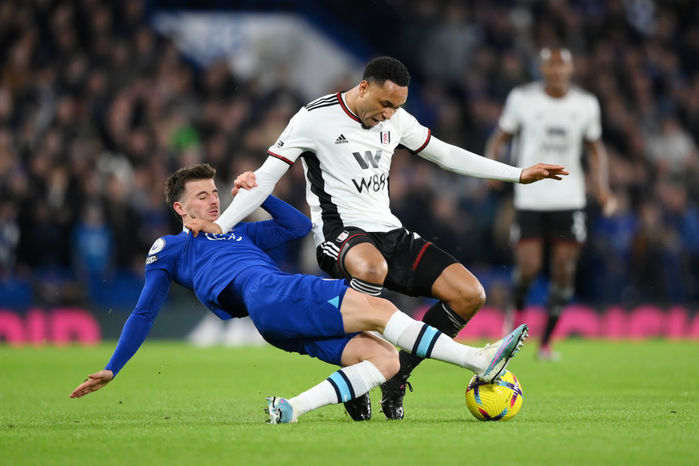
[173,201,186,217]
[358,80,370,96]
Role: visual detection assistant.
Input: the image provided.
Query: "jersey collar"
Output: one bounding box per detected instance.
[338,91,361,124]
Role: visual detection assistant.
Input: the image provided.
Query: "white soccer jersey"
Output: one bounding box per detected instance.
[267,92,431,245]
[499,82,602,211]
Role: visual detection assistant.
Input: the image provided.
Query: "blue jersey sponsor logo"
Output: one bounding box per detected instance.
[204,232,243,242]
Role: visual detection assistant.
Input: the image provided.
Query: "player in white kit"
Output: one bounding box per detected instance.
[188,57,567,420]
[485,47,616,360]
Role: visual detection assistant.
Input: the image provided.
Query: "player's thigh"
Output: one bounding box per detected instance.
[514,240,543,277]
[343,242,388,281]
[339,288,396,333]
[512,211,545,276]
[316,227,385,279]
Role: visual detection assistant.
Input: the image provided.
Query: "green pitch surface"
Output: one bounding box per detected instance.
[1,340,697,466]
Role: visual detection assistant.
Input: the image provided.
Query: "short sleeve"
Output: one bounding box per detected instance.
[144,236,179,276]
[397,109,432,153]
[584,96,602,141]
[267,108,316,166]
[498,89,521,134]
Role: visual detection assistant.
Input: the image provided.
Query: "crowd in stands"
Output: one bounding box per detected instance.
[0,0,697,310]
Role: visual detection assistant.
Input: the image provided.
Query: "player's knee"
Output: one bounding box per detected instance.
[450,281,486,317]
[367,295,398,326]
[349,292,396,331]
[518,260,541,279]
[349,257,388,284]
[370,346,400,380]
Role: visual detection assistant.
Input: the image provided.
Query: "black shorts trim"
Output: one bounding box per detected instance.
[512,209,587,244]
[316,227,457,298]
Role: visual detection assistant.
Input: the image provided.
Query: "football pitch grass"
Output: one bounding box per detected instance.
[1,340,697,466]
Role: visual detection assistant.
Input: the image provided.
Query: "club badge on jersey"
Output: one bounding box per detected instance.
[380,131,391,144]
[203,232,242,242]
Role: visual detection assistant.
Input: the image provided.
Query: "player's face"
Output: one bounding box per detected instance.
[541,50,573,93]
[177,178,220,222]
[356,79,408,128]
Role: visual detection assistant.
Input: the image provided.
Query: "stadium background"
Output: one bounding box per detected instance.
[0,0,697,345]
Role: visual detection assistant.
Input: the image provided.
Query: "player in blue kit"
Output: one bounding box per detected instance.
[70,164,529,423]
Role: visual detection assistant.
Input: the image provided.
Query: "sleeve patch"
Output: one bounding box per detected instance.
[149,238,166,255]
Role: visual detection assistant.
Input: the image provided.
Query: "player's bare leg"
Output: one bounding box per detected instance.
[381,263,486,419]
[268,333,398,423]
[342,242,388,296]
[505,239,543,333]
[339,242,388,420]
[539,241,580,360]
[267,290,528,424]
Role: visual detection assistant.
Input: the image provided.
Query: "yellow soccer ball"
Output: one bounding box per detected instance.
[465,370,523,421]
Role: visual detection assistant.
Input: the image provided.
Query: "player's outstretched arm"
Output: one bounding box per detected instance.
[70,270,168,399]
[70,370,114,398]
[519,163,569,184]
[417,136,523,182]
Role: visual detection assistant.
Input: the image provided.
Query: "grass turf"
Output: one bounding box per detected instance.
[1,340,697,466]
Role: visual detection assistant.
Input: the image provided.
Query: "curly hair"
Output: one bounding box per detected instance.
[362,56,410,87]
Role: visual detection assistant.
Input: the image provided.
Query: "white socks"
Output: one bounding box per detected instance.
[288,360,385,418]
[383,310,484,372]
[286,311,487,420]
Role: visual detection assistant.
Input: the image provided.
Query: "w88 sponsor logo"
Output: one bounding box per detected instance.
[352,173,388,193]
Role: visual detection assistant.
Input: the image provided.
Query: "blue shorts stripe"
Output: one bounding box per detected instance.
[328,372,352,402]
[416,325,440,358]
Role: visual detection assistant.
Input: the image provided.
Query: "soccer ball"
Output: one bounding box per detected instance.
[465,370,523,421]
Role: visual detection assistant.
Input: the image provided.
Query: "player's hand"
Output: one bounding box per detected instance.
[231,171,257,196]
[70,369,114,398]
[185,218,222,237]
[599,190,618,217]
[519,163,569,184]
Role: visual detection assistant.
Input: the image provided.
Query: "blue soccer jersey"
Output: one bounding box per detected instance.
[105,196,352,376]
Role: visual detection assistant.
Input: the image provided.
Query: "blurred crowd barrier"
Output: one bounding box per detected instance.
[0,1,697,344]
[1,303,698,345]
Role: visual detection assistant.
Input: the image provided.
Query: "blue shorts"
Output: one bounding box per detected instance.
[240,270,355,365]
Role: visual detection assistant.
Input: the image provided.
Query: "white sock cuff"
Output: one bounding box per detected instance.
[383,311,415,343]
[356,360,386,387]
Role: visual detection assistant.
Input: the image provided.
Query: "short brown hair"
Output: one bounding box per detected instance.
[164,163,216,207]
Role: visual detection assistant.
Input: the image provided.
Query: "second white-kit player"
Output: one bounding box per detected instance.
[485,47,616,360]
[187,57,567,420]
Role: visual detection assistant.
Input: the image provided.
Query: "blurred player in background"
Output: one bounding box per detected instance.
[186,57,565,420]
[69,163,529,424]
[485,47,617,360]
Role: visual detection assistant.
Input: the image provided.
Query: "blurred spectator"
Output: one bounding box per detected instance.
[72,202,113,280]
[0,0,696,309]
